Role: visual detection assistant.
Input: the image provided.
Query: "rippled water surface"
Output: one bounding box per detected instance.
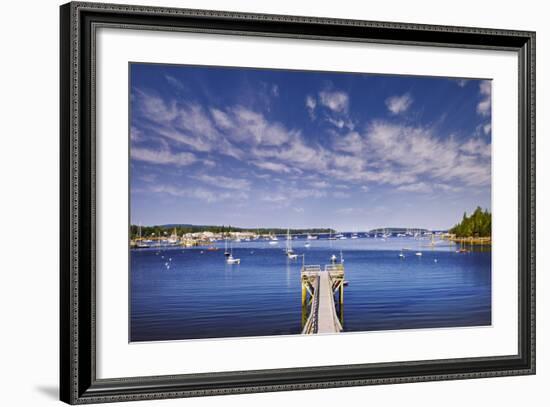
[130,237,491,341]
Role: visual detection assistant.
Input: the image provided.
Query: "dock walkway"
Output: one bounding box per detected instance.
[301,264,345,334]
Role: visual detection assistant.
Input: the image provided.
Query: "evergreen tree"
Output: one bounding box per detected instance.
[450,207,491,237]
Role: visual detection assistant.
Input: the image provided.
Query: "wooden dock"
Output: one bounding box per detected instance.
[301,263,345,334]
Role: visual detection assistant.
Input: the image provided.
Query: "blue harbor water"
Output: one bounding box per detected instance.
[130,237,491,342]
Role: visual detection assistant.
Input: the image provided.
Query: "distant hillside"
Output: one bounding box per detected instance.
[131,224,335,239]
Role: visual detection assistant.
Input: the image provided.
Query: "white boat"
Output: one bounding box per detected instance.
[226,242,240,264]
[399,252,405,259]
[286,229,298,259]
[415,252,423,256]
[351,234,359,239]
[268,241,278,245]
[304,242,311,248]
[307,234,318,240]
[226,254,240,264]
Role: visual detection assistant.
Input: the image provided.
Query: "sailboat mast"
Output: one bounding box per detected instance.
[286,228,291,252]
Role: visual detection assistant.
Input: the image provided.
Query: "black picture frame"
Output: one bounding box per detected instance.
[60,2,536,404]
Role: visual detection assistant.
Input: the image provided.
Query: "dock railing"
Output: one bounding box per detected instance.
[301,275,320,334]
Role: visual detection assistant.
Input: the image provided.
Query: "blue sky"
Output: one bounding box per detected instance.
[130,64,491,231]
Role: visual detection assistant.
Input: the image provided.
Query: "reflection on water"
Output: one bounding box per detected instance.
[130,237,491,342]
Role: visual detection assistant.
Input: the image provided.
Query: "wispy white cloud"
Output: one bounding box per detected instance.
[260,187,327,207]
[131,147,196,167]
[318,90,349,113]
[138,90,178,122]
[385,93,413,115]
[305,95,316,119]
[460,137,491,158]
[325,116,354,130]
[362,121,491,187]
[333,191,351,199]
[165,75,186,92]
[310,180,329,189]
[130,126,143,142]
[396,182,464,194]
[134,88,490,196]
[477,80,491,116]
[149,184,249,203]
[252,161,291,173]
[331,131,363,154]
[136,90,298,161]
[210,108,233,129]
[193,174,251,190]
[229,106,295,146]
[397,182,432,193]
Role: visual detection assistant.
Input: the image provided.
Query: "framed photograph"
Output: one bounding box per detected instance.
[60,2,535,404]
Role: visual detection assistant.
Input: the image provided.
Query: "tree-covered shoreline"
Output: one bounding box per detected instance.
[449,207,491,238]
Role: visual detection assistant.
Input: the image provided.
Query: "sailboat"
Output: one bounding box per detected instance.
[226,242,240,264]
[224,238,230,257]
[136,224,151,248]
[226,254,240,264]
[167,228,179,245]
[286,229,298,259]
